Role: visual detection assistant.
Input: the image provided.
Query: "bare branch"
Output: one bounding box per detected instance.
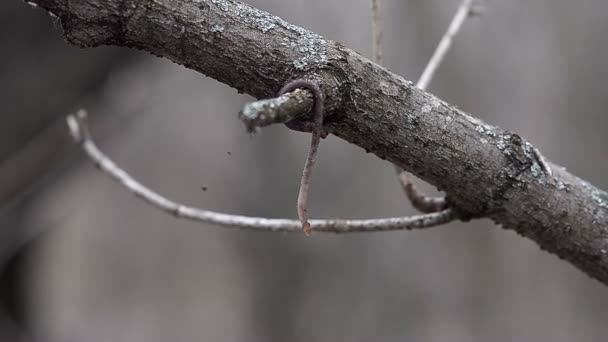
[66,110,455,234]
[396,0,477,212]
[30,0,608,284]
[236,0,472,136]
[398,172,448,213]
[371,0,384,66]
[239,1,466,214]
[370,0,448,213]
[417,0,475,90]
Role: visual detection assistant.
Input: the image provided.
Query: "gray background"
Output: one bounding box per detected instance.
[1,0,608,341]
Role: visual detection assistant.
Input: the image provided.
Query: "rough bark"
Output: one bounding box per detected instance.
[25,0,608,285]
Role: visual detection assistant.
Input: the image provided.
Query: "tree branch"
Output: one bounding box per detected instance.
[397,172,448,213]
[395,0,477,212]
[28,0,608,284]
[371,0,384,66]
[417,0,475,90]
[66,110,455,233]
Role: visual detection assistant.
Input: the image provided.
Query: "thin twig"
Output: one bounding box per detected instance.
[297,130,321,235]
[370,0,443,212]
[67,110,456,233]
[396,0,476,212]
[417,0,475,90]
[398,172,448,213]
[394,167,447,212]
[278,80,326,235]
[371,0,384,65]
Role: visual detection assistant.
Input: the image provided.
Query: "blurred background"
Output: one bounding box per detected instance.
[1,0,608,341]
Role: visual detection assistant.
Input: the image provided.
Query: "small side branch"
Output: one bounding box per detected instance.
[417,0,476,90]
[396,0,477,211]
[67,110,456,234]
[398,172,448,213]
[239,88,313,133]
[371,0,384,66]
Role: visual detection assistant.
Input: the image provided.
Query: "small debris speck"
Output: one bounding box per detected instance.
[201,186,208,191]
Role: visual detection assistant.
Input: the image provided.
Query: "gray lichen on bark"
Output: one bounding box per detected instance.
[207,0,328,70]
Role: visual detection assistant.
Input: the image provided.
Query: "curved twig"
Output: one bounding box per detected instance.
[66,110,456,234]
[278,79,326,235]
[397,172,448,213]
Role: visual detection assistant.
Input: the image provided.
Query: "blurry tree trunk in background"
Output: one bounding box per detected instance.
[0,1,129,213]
[0,1,130,339]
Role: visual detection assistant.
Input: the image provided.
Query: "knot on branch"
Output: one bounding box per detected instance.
[496,132,552,179]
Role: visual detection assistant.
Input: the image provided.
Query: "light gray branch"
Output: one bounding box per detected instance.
[417,0,475,90]
[371,0,384,66]
[28,0,608,284]
[66,110,455,233]
[396,0,477,211]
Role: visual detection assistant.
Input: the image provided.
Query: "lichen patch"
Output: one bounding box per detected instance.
[211,0,328,70]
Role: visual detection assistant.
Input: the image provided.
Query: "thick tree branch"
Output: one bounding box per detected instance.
[27,0,608,284]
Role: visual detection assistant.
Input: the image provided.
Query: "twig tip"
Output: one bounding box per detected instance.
[66,114,82,142]
[66,109,92,143]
